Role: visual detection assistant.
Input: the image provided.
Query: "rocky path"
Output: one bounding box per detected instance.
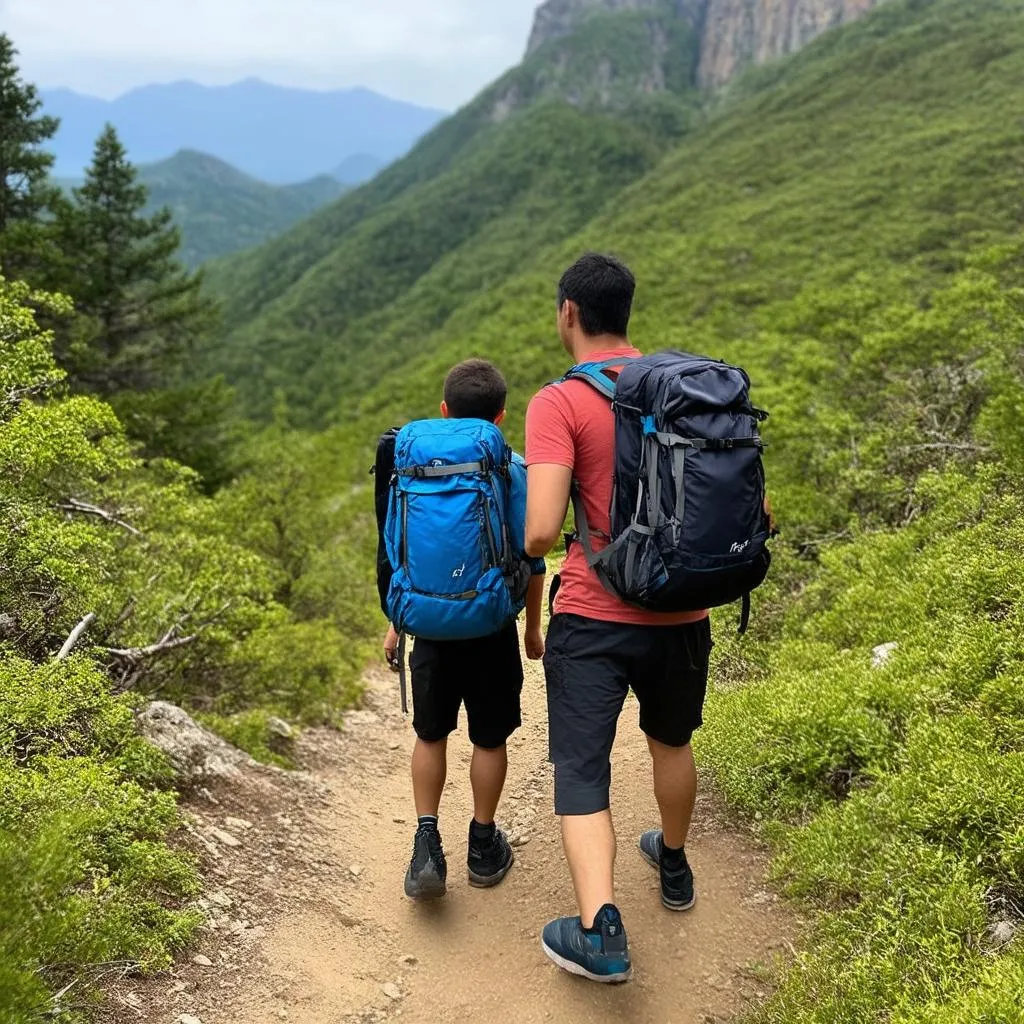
[120,640,795,1024]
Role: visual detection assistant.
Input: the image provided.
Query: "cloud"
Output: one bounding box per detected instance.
[5,0,540,106]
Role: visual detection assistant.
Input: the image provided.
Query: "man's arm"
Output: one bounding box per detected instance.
[526,463,573,558]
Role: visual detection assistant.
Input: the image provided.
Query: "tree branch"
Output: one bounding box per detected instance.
[101,634,197,662]
[58,498,143,537]
[56,613,96,661]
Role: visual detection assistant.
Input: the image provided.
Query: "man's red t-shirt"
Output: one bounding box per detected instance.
[526,346,709,627]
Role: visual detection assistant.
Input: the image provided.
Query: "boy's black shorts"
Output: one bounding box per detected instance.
[410,621,523,749]
[543,613,712,816]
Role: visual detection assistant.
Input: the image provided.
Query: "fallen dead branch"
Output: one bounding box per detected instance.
[57,497,143,537]
[55,612,96,661]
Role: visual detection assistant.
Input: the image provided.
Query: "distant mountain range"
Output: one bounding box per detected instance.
[41,79,446,184]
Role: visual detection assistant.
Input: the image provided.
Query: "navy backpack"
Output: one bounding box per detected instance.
[556,351,772,632]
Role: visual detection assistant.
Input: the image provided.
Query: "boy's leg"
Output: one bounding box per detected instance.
[461,621,523,887]
[405,638,462,900]
[469,743,507,825]
[412,737,448,817]
[634,617,712,912]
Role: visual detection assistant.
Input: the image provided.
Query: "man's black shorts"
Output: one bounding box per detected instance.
[543,613,712,816]
[410,621,523,749]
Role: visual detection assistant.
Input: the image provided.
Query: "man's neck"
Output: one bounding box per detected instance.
[572,334,631,362]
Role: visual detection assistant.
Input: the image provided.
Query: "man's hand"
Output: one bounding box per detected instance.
[525,627,545,661]
[383,623,400,670]
[764,495,778,536]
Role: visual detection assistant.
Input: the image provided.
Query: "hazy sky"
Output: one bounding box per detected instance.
[3,0,543,109]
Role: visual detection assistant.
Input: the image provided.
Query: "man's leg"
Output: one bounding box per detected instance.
[411,737,448,817]
[469,743,507,825]
[561,810,616,929]
[635,618,712,912]
[541,614,633,983]
[647,737,697,850]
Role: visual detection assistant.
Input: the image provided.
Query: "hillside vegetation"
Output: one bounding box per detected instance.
[205,0,1024,1019]
[139,151,346,266]
[201,2,704,423]
[5,0,1024,1018]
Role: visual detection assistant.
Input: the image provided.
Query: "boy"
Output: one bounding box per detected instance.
[380,358,546,900]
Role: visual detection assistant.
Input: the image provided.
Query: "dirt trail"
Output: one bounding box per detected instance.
[153,635,793,1024]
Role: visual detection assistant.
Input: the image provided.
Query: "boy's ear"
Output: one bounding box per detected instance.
[494,409,507,426]
[440,400,450,419]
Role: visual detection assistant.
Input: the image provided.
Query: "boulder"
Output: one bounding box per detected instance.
[871,642,899,669]
[137,701,253,781]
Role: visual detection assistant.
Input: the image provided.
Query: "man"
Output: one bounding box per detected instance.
[525,253,712,983]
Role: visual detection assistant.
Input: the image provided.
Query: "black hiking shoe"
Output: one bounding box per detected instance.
[404,823,447,900]
[467,824,515,888]
[639,829,696,912]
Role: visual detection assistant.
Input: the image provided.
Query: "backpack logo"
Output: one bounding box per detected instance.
[452,564,466,579]
[730,540,750,555]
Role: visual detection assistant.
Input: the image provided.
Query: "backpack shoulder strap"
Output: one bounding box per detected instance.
[548,357,639,402]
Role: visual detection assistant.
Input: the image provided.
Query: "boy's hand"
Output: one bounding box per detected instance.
[383,623,400,670]
[525,627,545,661]
[764,496,778,536]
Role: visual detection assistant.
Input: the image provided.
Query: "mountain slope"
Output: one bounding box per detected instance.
[56,151,348,267]
[139,151,346,266]
[216,2,1024,1015]
[41,80,446,183]
[527,0,894,87]
[202,3,707,422]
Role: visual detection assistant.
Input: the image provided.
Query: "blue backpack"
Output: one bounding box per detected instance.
[384,419,530,641]
[557,351,772,632]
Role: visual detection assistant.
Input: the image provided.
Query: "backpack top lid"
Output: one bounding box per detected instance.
[394,417,511,476]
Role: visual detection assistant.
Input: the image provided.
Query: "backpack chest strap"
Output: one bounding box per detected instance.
[398,460,490,478]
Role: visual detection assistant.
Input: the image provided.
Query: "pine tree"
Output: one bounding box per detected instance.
[0,34,61,278]
[60,124,216,394]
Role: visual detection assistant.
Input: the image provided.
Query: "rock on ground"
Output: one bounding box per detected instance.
[136,701,254,781]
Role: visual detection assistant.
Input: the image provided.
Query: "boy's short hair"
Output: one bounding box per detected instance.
[444,359,508,421]
[557,252,636,337]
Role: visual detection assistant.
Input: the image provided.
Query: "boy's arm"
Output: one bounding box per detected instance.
[524,572,546,661]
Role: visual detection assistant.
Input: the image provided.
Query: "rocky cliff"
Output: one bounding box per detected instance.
[527,0,892,89]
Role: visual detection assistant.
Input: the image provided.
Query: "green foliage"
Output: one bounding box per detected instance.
[702,463,1024,1020]
[56,125,216,395]
[0,33,61,281]
[0,276,362,1016]
[0,656,200,1024]
[202,89,691,424]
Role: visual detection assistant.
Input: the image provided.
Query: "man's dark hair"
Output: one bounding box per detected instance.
[444,358,508,421]
[557,252,636,337]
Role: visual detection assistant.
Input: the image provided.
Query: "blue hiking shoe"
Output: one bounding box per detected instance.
[541,904,632,983]
[639,829,695,912]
